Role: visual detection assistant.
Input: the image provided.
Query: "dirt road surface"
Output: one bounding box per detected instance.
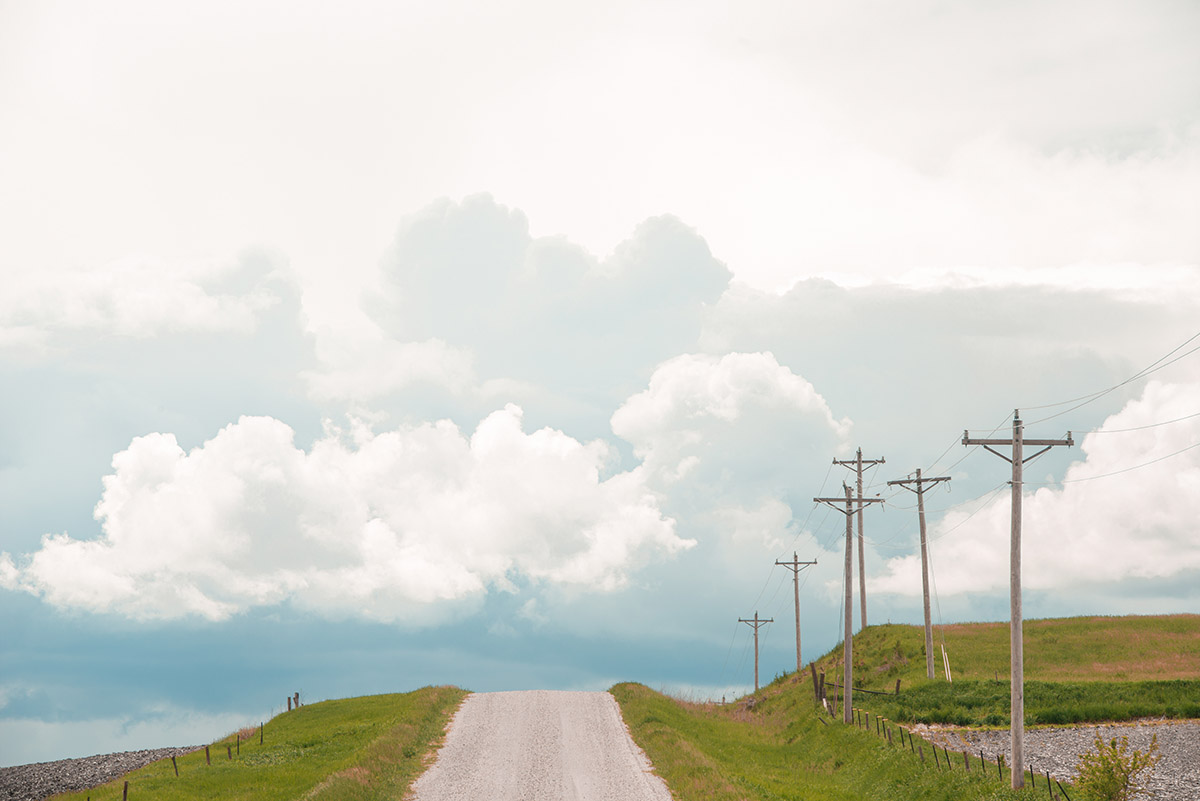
[410,690,674,801]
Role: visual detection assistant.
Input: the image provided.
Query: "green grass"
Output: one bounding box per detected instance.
[860,679,1200,727]
[818,615,1200,691]
[612,679,1048,801]
[811,614,1200,727]
[51,686,467,801]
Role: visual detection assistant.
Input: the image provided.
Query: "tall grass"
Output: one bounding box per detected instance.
[817,615,1200,691]
[612,680,1043,801]
[861,679,1200,727]
[49,686,467,801]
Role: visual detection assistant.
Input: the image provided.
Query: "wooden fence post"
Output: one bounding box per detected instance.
[205,745,210,765]
[810,663,820,702]
[122,782,128,801]
[172,755,178,777]
[260,722,264,745]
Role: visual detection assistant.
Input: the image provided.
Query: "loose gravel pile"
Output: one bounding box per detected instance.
[914,720,1200,801]
[0,747,199,801]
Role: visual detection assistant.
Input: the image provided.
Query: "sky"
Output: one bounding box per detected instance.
[1,0,1199,766]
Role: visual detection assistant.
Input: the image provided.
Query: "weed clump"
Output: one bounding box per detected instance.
[1074,733,1160,801]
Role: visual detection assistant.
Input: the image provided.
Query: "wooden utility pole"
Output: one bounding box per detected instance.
[815,484,883,723]
[775,552,818,673]
[834,449,885,630]
[963,410,1071,790]
[739,611,774,693]
[886,469,950,680]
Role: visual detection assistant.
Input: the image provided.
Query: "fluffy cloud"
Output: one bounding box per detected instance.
[872,376,1200,600]
[3,407,689,622]
[612,352,853,547]
[347,194,731,409]
[0,253,291,354]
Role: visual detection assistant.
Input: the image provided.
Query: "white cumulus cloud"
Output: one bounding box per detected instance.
[613,351,852,491]
[5,406,689,622]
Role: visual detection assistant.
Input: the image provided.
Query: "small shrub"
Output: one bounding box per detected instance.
[1074,734,1160,801]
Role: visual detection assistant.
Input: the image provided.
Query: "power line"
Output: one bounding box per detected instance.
[1083,409,1200,435]
[1026,440,1200,485]
[1023,330,1200,424]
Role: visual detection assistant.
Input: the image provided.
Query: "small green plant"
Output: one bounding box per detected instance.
[1074,734,1160,801]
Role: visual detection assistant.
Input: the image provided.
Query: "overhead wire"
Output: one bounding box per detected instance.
[1023,330,1200,424]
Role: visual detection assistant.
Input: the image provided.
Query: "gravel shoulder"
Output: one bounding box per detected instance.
[0,747,200,801]
[410,690,674,801]
[915,720,1200,801]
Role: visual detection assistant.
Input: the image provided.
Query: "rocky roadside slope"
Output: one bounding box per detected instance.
[915,720,1200,801]
[0,747,199,801]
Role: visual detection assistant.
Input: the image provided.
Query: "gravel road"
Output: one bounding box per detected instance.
[915,720,1200,801]
[0,748,199,801]
[410,690,674,801]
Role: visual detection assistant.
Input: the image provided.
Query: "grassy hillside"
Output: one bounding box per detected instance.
[613,680,1043,801]
[816,614,1200,690]
[51,686,467,801]
[811,614,1200,726]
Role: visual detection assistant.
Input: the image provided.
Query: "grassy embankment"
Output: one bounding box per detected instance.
[51,686,467,801]
[812,614,1200,726]
[613,680,1040,801]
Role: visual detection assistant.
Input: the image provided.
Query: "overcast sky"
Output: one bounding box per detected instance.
[2,0,1198,766]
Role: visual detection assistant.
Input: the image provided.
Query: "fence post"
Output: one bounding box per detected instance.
[260,722,264,745]
[122,782,128,801]
[205,745,210,765]
[810,663,820,702]
[172,755,178,777]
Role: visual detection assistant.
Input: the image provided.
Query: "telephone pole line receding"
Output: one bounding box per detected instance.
[834,448,885,630]
[886,469,951,680]
[738,611,774,693]
[774,552,818,674]
[814,484,883,724]
[963,410,1072,790]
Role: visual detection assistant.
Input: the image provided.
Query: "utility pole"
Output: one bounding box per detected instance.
[775,552,818,673]
[834,448,885,630]
[815,484,883,724]
[738,611,774,693]
[963,410,1071,790]
[886,469,951,680]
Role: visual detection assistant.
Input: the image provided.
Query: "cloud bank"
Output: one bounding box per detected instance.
[2,407,690,622]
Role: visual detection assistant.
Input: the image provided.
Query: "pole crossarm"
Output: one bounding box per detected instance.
[813,496,884,514]
[886,475,951,491]
[774,556,818,572]
[832,458,886,468]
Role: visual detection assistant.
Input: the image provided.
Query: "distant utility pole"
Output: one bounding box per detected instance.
[738,612,774,693]
[815,484,883,724]
[834,448,885,630]
[775,552,818,673]
[886,469,951,680]
[963,410,1071,790]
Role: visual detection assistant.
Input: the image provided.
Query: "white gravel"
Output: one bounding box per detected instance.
[914,720,1200,801]
[410,690,674,801]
